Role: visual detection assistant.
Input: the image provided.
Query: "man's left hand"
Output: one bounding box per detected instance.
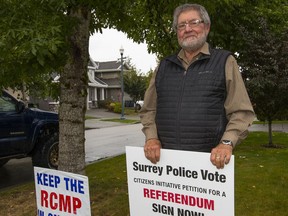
[210,144,233,169]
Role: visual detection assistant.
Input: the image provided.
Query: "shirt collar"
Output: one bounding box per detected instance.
[177,42,210,67]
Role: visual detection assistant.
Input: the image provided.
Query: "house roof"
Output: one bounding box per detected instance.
[88,57,98,68]
[95,60,130,72]
[100,78,121,88]
[88,76,108,87]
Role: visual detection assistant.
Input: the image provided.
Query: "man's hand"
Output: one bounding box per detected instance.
[210,144,233,169]
[144,139,161,164]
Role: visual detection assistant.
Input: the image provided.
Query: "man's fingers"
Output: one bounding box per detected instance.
[145,148,160,164]
[144,139,161,164]
[150,149,160,164]
[154,148,160,162]
[210,144,233,169]
[224,154,231,165]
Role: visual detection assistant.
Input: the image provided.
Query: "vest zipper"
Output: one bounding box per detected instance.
[176,69,188,148]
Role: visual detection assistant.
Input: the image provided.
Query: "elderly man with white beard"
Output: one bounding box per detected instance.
[140,3,255,169]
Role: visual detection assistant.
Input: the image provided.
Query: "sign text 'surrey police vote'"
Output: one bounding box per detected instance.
[126,146,234,216]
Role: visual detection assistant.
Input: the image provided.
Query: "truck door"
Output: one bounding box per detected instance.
[0,93,28,157]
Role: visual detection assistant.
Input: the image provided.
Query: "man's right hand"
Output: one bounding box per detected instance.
[144,139,161,164]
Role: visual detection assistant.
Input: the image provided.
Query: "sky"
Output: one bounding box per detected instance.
[89,28,158,73]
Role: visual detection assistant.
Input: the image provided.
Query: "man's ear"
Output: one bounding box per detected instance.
[205,23,211,33]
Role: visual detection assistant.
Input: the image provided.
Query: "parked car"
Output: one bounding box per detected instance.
[135,100,144,110]
[0,90,59,169]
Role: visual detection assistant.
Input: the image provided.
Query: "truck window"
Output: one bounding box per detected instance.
[0,95,16,112]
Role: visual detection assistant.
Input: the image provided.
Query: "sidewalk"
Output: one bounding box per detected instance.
[86,108,140,120]
[85,108,140,129]
[249,123,288,133]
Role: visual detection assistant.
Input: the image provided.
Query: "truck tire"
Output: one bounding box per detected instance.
[136,104,141,110]
[0,159,9,168]
[32,133,59,169]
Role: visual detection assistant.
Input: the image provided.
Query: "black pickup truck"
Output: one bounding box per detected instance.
[0,90,59,169]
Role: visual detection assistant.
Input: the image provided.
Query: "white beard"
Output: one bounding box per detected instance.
[179,34,207,51]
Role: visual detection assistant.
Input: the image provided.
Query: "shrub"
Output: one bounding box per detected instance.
[108,103,115,112]
[113,102,122,114]
[98,99,113,109]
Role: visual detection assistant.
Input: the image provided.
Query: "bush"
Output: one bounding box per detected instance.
[113,102,122,114]
[98,99,113,109]
[108,103,115,112]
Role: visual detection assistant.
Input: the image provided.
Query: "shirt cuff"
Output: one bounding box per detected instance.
[142,127,159,142]
[220,132,239,148]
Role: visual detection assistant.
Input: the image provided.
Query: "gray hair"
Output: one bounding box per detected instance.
[172,4,211,31]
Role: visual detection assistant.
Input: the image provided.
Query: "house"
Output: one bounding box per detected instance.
[91,59,131,107]
[49,57,131,111]
[15,57,131,111]
[87,59,108,109]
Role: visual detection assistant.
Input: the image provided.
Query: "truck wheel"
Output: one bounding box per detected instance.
[136,104,141,110]
[32,133,59,169]
[0,159,9,168]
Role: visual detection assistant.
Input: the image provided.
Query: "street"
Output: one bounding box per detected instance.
[0,123,145,190]
[85,123,144,163]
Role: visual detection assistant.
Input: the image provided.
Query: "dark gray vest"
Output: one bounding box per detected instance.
[155,48,231,152]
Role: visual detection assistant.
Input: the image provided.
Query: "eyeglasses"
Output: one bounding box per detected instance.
[176,19,204,31]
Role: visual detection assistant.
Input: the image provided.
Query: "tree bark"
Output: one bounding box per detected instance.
[268,119,273,147]
[58,5,91,175]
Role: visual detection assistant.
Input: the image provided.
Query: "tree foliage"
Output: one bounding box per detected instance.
[124,69,147,103]
[0,0,70,92]
[2,0,286,97]
[0,0,93,174]
[238,18,288,146]
[99,0,288,59]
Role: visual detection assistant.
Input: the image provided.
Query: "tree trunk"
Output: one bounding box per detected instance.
[268,119,273,147]
[58,5,91,175]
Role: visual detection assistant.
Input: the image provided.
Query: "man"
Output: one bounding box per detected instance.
[140,3,255,169]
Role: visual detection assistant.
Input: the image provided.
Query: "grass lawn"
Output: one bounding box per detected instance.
[253,120,288,124]
[234,132,288,215]
[0,132,287,216]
